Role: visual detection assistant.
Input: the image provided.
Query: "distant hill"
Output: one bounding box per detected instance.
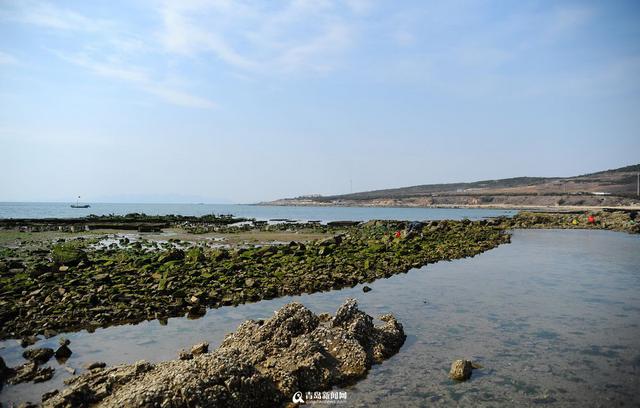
[266,164,640,209]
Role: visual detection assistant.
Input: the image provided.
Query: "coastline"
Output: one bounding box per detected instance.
[1,209,637,341]
[0,217,509,340]
[1,210,638,406]
[257,201,640,211]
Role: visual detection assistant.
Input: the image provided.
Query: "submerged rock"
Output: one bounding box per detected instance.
[43,299,405,408]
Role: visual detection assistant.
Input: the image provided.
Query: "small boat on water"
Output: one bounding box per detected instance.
[71,195,90,209]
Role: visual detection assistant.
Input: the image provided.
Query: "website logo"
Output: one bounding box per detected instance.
[293,391,305,404]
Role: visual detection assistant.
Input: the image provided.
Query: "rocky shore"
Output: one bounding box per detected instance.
[1,210,638,342]
[501,209,639,234]
[0,209,638,404]
[0,217,509,340]
[41,299,405,407]
[266,194,640,209]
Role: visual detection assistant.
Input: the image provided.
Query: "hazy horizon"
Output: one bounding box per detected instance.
[2,1,639,203]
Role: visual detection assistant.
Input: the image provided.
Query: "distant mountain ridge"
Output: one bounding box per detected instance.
[266,164,640,209]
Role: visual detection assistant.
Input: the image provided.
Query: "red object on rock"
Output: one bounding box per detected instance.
[588,215,595,224]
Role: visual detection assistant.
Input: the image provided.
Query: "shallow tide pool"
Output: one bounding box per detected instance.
[1,229,639,407]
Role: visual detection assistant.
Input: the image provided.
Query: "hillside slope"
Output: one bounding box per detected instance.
[266,164,640,209]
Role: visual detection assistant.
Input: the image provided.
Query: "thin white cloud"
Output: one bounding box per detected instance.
[1,1,111,32]
[57,52,215,109]
[157,0,357,75]
[1,1,148,53]
[2,1,214,109]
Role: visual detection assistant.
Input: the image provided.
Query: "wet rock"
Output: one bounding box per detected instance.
[42,389,60,402]
[44,329,58,339]
[1,218,512,341]
[319,235,343,246]
[55,343,72,360]
[23,348,54,365]
[318,312,331,322]
[20,335,39,348]
[93,273,110,283]
[84,361,106,370]
[449,359,474,381]
[8,361,55,385]
[33,367,55,383]
[362,285,372,292]
[187,305,206,318]
[186,248,205,263]
[43,299,405,408]
[159,249,184,263]
[0,356,12,385]
[51,244,88,266]
[190,342,209,355]
[8,362,37,384]
[178,350,192,360]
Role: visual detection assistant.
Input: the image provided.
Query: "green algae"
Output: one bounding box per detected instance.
[0,218,510,339]
[2,210,635,340]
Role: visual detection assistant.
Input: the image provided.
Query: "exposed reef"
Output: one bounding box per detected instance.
[1,210,636,341]
[42,299,405,408]
[0,216,508,339]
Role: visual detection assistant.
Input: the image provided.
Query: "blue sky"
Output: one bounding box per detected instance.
[0,0,639,203]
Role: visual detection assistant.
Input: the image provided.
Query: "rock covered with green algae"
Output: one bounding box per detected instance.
[0,219,509,339]
[501,210,640,234]
[42,299,405,408]
[51,244,88,266]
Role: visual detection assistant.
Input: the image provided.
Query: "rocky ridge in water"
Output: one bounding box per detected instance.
[0,218,508,339]
[1,210,636,342]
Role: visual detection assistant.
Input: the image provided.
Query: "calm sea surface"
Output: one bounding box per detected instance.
[0,202,516,222]
[1,229,639,406]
